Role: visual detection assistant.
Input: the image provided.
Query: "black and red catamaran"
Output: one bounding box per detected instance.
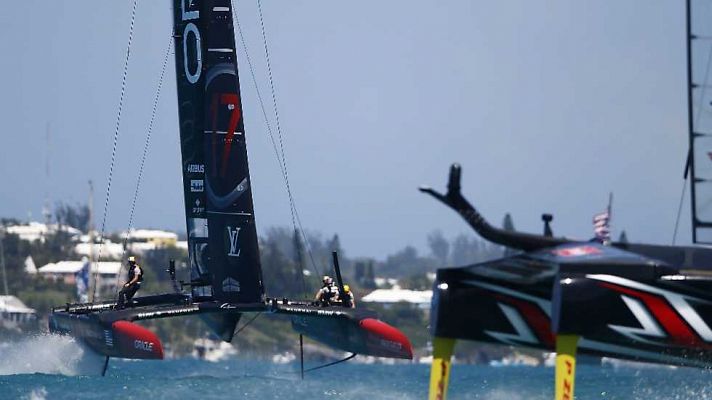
[423,164,712,400]
[49,0,411,373]
[424,3,712,398]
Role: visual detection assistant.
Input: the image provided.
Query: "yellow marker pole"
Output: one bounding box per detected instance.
[429,337,456,400]
[554,334,580,400]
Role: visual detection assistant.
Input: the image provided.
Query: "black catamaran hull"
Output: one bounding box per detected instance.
[49,0,412,367]
[50,299,412,361]
[422,164,712,399]
[49,312,164,360]
[284,306,412,359]
[433,259,712,368]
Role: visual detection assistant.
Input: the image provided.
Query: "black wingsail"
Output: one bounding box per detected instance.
[173,0,264,306]
[688,0,712,243]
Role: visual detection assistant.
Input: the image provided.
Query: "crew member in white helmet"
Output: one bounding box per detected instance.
[117,256,143,309]
[315,275,338,306]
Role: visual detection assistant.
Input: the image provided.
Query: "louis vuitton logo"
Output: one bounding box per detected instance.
[227,226,241,257]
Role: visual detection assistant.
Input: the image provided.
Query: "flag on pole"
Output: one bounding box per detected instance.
[593,211,610,243]
[592,193,613,244]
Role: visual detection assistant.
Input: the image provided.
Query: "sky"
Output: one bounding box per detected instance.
[0,1,697,259]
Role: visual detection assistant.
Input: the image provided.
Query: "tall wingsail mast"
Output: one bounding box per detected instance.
[173,0,264,304]
[687,0,712,243]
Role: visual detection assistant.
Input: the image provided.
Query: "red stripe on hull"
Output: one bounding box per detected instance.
[112,321,164,360]
[599,282,712,349]
[359,318,413,359]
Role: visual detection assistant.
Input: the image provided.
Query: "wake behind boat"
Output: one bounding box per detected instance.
[49,0,411,374]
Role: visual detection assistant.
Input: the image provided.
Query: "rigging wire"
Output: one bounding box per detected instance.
[92,0,138,302]
[290,353,357,374]
[234,312,262,335]
[113,37,173,293]
[231,1,322,282]
[672,177,688,245]
[255,0,324,278]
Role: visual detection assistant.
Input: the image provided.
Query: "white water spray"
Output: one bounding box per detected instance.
[0,333,104,375]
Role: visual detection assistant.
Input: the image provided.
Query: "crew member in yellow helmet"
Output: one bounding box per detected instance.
[341,284,356,308]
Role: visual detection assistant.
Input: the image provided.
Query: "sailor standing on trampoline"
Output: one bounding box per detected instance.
[117,256,143,309]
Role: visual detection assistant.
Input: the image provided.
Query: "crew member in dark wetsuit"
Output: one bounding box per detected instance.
[315,276,338,306]
[117,256,143,309]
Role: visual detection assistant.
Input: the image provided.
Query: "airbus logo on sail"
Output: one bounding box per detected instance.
[227,226,241,257]
[187,164,204,173]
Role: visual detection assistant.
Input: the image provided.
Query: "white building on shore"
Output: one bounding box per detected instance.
[38,261,122,293]
[5,222,82,243]
[0,295,36,330]
[361,288,433,309]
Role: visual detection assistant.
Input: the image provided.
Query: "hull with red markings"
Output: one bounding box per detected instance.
[432,246,712,368]
[49,311,163,360]
[49,298,411,362]
[421,163,712,399]
[280,304,413,359]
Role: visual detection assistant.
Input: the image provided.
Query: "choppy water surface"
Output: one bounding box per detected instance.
[2,336,712,399]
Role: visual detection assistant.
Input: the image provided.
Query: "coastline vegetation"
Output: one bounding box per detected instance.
[1,206,521,362]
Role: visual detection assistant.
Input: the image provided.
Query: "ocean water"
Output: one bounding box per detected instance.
[2,335,712,399]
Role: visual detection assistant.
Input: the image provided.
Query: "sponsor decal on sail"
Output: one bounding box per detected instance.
[222,277,240,293]
[187,163,204,173]
[227,226,241,257]
[190,179,204,192]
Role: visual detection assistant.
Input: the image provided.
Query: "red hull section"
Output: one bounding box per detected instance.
[111,321,164,360]
[50,299,413,362]
[286,305,413,359]
[359,318,413,359]
[49,311,164,360]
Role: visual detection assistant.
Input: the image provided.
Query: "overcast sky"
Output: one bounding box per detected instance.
[0,1,696,259]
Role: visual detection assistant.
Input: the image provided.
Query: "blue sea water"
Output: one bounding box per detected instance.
[2,335,712,399]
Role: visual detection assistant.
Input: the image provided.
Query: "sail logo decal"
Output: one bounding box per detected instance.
[211,93,243,178]
[180,0,202,84]
[207,176,249,209]
[222,277,240,293]
[588,274,712,348]
[464,280,554,347]
[227,226,241,257]
[192,199,204,214]
[190,179,204,192]
[187,164,204,173]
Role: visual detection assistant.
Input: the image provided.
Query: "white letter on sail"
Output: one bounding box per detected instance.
[227,226,241,257]
[181,0,199,21]
[183,23,202,84]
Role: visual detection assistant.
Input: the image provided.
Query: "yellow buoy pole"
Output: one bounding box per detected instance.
[429,337,456,400]
[554,334,580,400]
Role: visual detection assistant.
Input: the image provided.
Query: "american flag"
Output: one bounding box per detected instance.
[593,211,611,243]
